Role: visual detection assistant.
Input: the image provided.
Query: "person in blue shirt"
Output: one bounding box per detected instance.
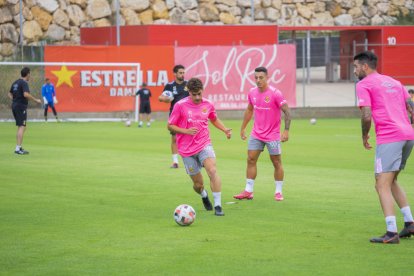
[42,78,59,121]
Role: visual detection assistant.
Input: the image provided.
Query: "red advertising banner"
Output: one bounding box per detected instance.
[175,45,296,109]
[45,46,174,112]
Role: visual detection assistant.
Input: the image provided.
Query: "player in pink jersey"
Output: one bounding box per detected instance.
[168,78,232,216]
[233,67,291,201]
[355,51,414,244]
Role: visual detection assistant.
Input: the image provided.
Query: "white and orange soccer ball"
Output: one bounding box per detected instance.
[174,204,196,226]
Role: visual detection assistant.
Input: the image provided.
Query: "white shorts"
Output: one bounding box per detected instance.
[375,140,414,174]
[182,145,216,175]
[248,137,281,155]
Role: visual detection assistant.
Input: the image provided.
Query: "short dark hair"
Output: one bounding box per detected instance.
[173,64,185,73]
[353,51,377,69]
[409,89,414,94]
[187,78,203,93]
[21,67,30,77]
[255,67,268,74]
[142,82,147,87]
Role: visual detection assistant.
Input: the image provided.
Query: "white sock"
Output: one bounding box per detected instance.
[15,145,21,151]
[139,121,143,125]
[401,206,414,222]
[147,122,150,126]
[200,189,208,198]
[172,154,179,164]
[275,181,283,194]
[385,216,398,232]
[245,179,254,192]
[212,192,221,207]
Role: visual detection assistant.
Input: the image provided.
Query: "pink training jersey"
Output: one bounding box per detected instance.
[168,97,217,157]
[357,72,414,144]
[248,86,287,141]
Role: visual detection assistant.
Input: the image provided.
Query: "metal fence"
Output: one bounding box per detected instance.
[1,39,414,118]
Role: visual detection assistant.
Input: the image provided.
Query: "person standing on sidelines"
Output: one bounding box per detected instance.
[354,51,414,244]
[8,67,42,155]
[136,82,152,128]
[408,89,414,124]
[159,65,189,169]
[233,67,291,201]
[168,78,232,216]
[42,78,59,122]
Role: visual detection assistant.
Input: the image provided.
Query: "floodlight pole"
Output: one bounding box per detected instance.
[251,0,255,21]
[135,66,140,123]
[302,39,306,107]
[116,0,120,46]
[19,0,23,61]
[306,30,311,84]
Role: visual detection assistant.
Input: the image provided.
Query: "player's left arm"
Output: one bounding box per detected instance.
[406,98,414,125]
[210,118,232,139]
[52,85,58,104]
[360,106,372,149]
[281,103,291,142]
[8,84,14,100]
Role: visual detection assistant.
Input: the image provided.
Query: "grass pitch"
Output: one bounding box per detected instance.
[1,119,414,275]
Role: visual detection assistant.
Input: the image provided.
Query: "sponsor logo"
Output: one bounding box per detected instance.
[253,105,271,110]
[50,66,169,97]
[381,81,394,88]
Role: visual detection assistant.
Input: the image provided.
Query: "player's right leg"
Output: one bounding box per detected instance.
[234,138,263,200]
[369,142,410,243]
[146,104,151,127]
[234,149,261,200]
[170,133,179,168]
[138,113,143,127]
[13,105,28,155]
[370,172,400,244]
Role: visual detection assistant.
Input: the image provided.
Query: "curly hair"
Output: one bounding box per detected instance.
[187,78,203,93]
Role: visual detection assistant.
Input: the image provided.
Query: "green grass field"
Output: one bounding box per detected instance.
[1,119,414,275]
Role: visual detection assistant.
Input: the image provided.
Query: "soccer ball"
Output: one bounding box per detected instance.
[162,90,174,101]
[174,204,196,226]
[125,120,131,127]
[310,118,317,125]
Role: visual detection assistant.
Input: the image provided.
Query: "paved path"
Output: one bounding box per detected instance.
[295,67,414,108]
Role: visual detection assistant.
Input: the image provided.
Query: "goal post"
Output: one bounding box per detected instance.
[0,61,142,122]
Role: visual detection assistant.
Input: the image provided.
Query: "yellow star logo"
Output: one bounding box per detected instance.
[51,66,77,88]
